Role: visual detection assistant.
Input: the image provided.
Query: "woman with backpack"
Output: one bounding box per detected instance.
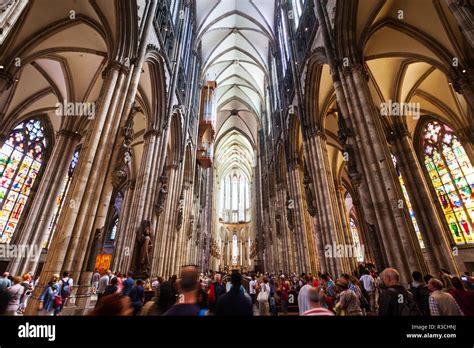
[38,274,60,316]
[57,271,73,314]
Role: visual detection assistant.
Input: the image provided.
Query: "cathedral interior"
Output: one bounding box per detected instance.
[0,0,473,314]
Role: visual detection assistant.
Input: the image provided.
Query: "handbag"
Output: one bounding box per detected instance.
[54,294,62,308]
[257,284,269,303]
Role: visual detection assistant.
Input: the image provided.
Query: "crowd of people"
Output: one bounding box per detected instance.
[0,263,473,317]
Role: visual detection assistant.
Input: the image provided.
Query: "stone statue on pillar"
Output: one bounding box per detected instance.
[303,162,317,217]
[155,175,169,215]
[136,220,152,276]
[176,194,185,231]
[275,214,282,238]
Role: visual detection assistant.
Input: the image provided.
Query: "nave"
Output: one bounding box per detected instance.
[0,0,472,316]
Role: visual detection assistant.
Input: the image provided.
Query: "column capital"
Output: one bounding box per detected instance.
[102,60,131,79]
[57,129,82,141]
[386,125,412,144]
[341,61,369,80]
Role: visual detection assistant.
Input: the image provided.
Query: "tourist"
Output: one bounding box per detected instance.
[103,276,119,296]
[116,273,125,292]
[89,293,133,316]
[141,280,176,316]
[58,271,73,311]
[5,277,24,316]
[91,269,100,294]
[359,269,376,312]
[269,277,278,316]
[350,275,370,315]
[257,276,270,316]
[208,273,226,314]
[18,273,33,314]
[129,279,145,315]
[301,287,334,316]
[297,275,313,315]
[334,278,362,316]
[197,286,209,316]
[96,270,110,305]
[410,271,430,316]
[428,278,464,316]
[321,274,336,311]
[278,275,290,315]
[0,272,11,291]
[38,274,60,316]
[163,265,202,316]
[249,274,257,306]
[449,276,474,316]
[378,268,420,316]
[216,271,253,316]
[122,271,135,296]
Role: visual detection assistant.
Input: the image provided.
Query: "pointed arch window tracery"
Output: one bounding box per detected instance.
[422,121,473,245]
[0,119,49,243]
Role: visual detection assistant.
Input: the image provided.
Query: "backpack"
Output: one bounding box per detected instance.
[60,278,72,299]
[257,283,269,303]
[388,288,421,316]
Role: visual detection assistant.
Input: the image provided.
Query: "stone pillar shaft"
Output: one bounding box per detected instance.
[391,132,459,273]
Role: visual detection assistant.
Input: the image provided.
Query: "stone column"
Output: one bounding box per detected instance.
[24,60,133,315]
[303,130,345,276]
[276,182,295,273]
[335,183,358,271]
[113,129,163,273]
[8,129,82,275]
[389,127,459,274]
[338,63,426,280]
[444,0,474,47]
[287,161,311,272]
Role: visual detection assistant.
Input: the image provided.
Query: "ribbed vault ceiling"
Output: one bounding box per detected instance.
[196,0,275,182]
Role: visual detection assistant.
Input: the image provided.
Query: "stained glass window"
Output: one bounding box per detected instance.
[44,149,80,248]
[109,192,123,241]
[422,121,473,245]
[391,154,425,249]
[349,218,364,262]
[110,218,119,241]
[0,119,48,243]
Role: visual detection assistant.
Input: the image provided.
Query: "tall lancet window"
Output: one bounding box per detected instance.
[232,233,238,265]
[232,175,238,210]
[0,119,48,243]
[349,218,364,262]
[225,176,231,210]
[422,121,474,245]
[239,176,246,221]
[45,149,80,248]
[391,154,425,249]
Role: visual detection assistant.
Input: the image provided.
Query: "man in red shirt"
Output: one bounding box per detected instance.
[277,275,290,315]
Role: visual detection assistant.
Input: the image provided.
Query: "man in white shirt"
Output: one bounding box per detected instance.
[359,270,375,312]
[249,274,257,307]
[96,270,111,304]
[297,275,313,315]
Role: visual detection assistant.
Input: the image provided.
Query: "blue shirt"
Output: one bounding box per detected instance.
[0,278,11,291]
[129,285,144,304]
[122,277,135,296]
